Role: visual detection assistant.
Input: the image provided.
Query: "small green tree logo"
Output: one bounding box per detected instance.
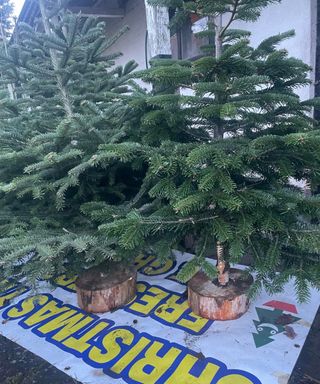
[252,303,300,348]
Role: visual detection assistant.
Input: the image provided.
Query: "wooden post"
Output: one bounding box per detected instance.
[144,0,171,59]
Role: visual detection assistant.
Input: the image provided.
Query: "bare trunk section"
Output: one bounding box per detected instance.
[216,241,229,286]
[214,14,223,59]
[213,15,228,282]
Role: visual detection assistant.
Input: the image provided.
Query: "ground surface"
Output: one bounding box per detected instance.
[288,306,320,384]
[0,335,81,384]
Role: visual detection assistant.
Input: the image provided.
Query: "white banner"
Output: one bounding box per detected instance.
[0,252,319,384]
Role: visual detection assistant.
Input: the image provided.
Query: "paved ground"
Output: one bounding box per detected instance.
[288,306,320,384]
[0,335,81,384]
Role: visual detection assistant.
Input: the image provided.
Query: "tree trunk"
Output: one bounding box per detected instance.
[75,263,137,313]
[214,14,223,59]
[188,269,253,320]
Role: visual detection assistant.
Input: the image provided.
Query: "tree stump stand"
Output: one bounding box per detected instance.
[188,268,254,321]
[75,263,137,313]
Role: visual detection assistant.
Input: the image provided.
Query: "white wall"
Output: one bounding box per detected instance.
[232,0,317,100]
[104,0,148,70]
[104,0,316,99]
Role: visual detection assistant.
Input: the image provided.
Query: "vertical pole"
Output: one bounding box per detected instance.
[144,0,171,60]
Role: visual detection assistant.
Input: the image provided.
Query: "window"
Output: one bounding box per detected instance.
[170,14,211,60]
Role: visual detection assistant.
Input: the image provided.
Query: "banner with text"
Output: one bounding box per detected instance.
[0,252,319,384]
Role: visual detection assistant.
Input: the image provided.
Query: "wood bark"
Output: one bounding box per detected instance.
[75,263,137,313]
[188,269,253,320]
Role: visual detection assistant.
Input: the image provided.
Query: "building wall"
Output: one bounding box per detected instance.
[103,0,316,99]
[104,0,148,70]
[232,0,317,100]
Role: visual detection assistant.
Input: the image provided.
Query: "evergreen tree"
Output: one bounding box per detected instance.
[0,1,142,288]
[90,0,320,301]
[1,0,319,301]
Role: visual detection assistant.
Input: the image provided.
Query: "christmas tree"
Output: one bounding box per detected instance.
[1,0,319,301]
[91,0,320,301]
[0,0,142,288]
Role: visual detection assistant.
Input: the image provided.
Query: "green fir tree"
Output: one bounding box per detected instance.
[0,0,142,288]
[90,0,320,301]
[0,0,319,301]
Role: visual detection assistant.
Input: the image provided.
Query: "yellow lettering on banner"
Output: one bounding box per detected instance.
[129,341,182,384]
[55,275,76,287]
[136,283,147,293]
[23,301,70,327]
[128,287,170,315]
[216,374,255,384]
[142,259,174,276]
[178,312,210,334]
[89,328,134,364]
[37,311,94,341]
[63,322,109,353]
[126,283,148,306]
[5,295,49,319]
[134,254,156,270]
[165,354,220,384]
[67,283,76,291]
[154,295,189,323]
[112,336,151,374]
[0,288,28,308]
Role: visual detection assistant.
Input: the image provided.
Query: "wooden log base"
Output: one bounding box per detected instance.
[75,262,137,313]
[188,268,254,321]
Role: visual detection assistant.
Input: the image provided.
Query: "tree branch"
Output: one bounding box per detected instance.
[219,0,240,39]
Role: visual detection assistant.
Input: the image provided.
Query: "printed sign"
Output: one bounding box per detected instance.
[0,251,319,384]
